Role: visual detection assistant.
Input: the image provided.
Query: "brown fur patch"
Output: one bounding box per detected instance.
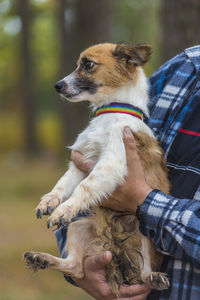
[134,131,170,194]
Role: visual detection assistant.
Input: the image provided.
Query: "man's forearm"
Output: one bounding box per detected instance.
[137,189,200,267]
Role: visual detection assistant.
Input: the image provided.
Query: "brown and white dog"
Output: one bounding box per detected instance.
[24,43,170,296]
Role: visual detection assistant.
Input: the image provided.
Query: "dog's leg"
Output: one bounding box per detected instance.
[140,236,169,290]
[24,251,84,279]
[48,130,127,226]
[36,162,86,218]
[24,217,98,279]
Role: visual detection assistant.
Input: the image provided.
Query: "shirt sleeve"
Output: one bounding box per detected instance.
[137,189,200,267]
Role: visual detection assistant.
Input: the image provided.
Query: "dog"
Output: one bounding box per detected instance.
[24,43,170,296]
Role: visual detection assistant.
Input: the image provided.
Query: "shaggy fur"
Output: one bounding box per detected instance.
[24,43,170,296]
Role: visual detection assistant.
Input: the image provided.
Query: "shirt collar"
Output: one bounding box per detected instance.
[185,45,200,73]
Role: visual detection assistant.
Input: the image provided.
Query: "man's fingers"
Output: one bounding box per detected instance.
[120,295,149,300]
[123,127,138,158]
[123,127,136,150]
[120,292,150,300]
[119,284,150,298]
[123,127,140,167]
[84,251,112,272]
[71,150,94,173]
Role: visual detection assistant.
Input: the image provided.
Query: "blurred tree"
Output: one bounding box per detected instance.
[17,0,37,154]
[57,0,114,145]
[160,0,200,62]
[0,0,162,156]
[113,0,161,73]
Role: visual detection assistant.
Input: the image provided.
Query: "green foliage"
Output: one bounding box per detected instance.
[36,112,63,153]
[0,113,25,153]
[0,0,161,155]
[31,2,60,110]
[0,112,64,155]
[113,0,161,73]
[0,2,163,298]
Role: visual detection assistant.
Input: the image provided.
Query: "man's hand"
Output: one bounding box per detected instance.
[75,251,150,300]
[71,127,152,213]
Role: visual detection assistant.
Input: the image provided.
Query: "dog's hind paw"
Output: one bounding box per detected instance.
[144,272,169,290]
[24,252,49,272]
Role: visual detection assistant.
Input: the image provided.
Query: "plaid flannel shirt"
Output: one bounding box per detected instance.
[142,45,200,300]
[55,45,200,299]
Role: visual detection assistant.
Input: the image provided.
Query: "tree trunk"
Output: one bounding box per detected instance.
[57,0,113,145]
[160,0,200,63]
[17,0,37,154]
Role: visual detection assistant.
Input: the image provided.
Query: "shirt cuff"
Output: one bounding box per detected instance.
[136,189,178,250]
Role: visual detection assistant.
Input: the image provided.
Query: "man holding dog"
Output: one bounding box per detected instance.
[56,45,200,299]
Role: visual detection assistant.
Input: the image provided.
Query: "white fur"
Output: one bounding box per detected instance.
[39,67,155,225]
[105,68,149,117]
[62,70,81,100]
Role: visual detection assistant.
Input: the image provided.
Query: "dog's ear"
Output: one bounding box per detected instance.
[113,43,152,66]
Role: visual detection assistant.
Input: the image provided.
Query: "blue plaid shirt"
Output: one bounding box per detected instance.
[56,46,200,299]
[142,45,200,300]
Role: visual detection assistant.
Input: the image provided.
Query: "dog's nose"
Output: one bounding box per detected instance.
[54,80,64,93]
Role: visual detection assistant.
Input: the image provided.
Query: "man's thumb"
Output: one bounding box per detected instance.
[85,251,112,272]
[123,127,136,150]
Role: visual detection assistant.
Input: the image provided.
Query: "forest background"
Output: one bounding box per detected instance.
[0,0,200,299]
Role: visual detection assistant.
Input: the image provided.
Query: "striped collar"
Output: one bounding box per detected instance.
[95,102,143,120]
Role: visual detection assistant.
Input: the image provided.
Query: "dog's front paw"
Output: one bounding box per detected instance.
[144,272,169,290]
[36,191,63,219]
[47,203,75,228]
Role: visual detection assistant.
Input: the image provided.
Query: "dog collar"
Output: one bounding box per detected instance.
[95,102,143,120]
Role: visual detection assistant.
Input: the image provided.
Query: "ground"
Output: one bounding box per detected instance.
[0,155,92,300]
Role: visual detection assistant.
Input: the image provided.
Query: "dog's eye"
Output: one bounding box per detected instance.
[86,61,95,69]
[82,59,95,71]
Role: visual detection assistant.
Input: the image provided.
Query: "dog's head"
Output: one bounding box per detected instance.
[55,43,152,105]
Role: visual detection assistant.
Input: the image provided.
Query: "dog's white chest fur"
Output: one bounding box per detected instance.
[71,113,154,163]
